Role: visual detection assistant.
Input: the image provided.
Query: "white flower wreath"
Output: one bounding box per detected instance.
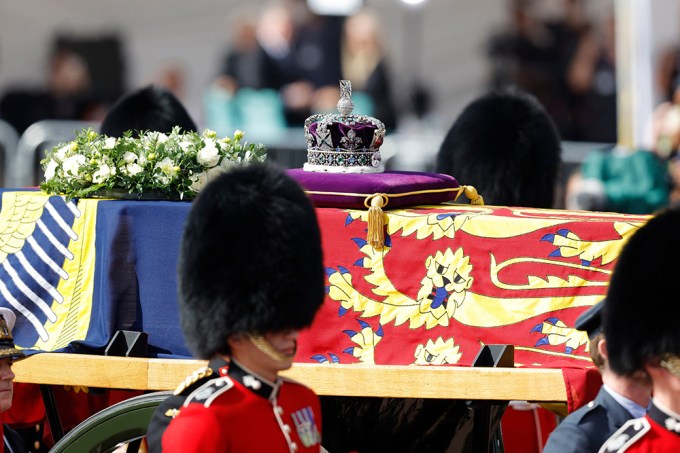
[40,127,267,200]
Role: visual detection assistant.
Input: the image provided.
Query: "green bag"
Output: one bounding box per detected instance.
[581,148,669,214]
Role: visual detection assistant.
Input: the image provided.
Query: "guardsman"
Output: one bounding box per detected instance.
[543,301,651,452]
[147,163,325,452]
[0,307,29,453]
[599,206,680,452]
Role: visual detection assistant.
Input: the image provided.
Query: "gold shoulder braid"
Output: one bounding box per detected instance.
[164,408,180,418]
[173,366,213,396]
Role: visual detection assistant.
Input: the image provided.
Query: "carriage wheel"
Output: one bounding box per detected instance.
[50,391,172,453]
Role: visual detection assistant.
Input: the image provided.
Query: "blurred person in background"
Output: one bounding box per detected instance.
[566,9,617,143]
[487,0,592,140]
[341,8,396,130]
[0,47,104,134]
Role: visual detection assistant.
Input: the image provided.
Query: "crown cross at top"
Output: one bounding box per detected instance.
[337,80,354,116]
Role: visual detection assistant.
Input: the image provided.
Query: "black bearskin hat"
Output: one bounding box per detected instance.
[603,206,680,376]
[100,85,197,138]
[435,88,561,208]
[178,164,325,359]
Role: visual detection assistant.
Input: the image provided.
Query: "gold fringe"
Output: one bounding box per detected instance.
[365,193,388,250]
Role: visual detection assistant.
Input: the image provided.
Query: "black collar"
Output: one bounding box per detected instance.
[208,356,230,375]
[227,359,281,401]
[649,402,680,436]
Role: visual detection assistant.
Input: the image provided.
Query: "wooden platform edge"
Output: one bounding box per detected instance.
[13,353,568,402]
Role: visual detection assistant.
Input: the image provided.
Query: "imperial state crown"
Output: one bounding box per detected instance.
[303,80,386,173]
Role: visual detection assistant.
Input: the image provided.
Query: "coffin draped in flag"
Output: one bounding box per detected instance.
[297,205,648,368]
[0,189,650,370]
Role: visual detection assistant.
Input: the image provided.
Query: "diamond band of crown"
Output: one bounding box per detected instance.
[303,80,386,173]
[306,149,382,168]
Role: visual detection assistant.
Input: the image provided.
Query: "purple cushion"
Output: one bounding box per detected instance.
[287,169,460,209]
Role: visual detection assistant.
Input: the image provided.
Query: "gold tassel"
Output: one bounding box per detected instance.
[365,193,388,250]
[463,186,484,205]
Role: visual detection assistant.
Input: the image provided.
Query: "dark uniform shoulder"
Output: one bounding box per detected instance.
[146,366,218,453]
[573,399,608,422]
[599,417,650,453]
[184,376,234,407]
[544,400,610,453]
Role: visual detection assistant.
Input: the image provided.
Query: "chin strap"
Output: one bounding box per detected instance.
[247,333,292,363]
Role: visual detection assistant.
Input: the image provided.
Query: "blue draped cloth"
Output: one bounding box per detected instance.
[0,189,192,358]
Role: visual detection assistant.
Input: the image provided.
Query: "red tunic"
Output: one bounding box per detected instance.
[599,402,680,452]
[161,360,322,453]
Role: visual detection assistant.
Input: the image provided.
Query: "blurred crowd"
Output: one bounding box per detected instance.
[0,0,397,140]
[487,0,617,143]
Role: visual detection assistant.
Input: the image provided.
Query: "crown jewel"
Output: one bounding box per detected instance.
[303,80,386,173]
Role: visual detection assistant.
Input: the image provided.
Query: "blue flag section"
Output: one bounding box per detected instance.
[93,199,192,357]
[0,190,193,358]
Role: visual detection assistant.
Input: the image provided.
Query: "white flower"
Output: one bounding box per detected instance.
[155,157,175,175]
[123,152,138,164]
[93,164,113,183]
[154,158,179,184]
[126,163,144,176]
[179,141,192,152]
[103,137,117,149]
[44,160,58,181]
[197,139,219,167]
[138,153,148,166]
[63,154,86,176]
[189,171,209,192]
[55,144,70,161]
[157,133,169,144]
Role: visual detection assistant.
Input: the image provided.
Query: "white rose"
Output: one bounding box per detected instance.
[103,137,117,149]
[93,164,113,183]
[126,163,144,176]
[154,157,177,180]
[189,171,209,192]
[44,160,58,181]
[55,144,70,161]
[123,152,138,164]
[179,141,192,151]
[62,154,86,176]
[157,133,169,144]
[197,139,219,167]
